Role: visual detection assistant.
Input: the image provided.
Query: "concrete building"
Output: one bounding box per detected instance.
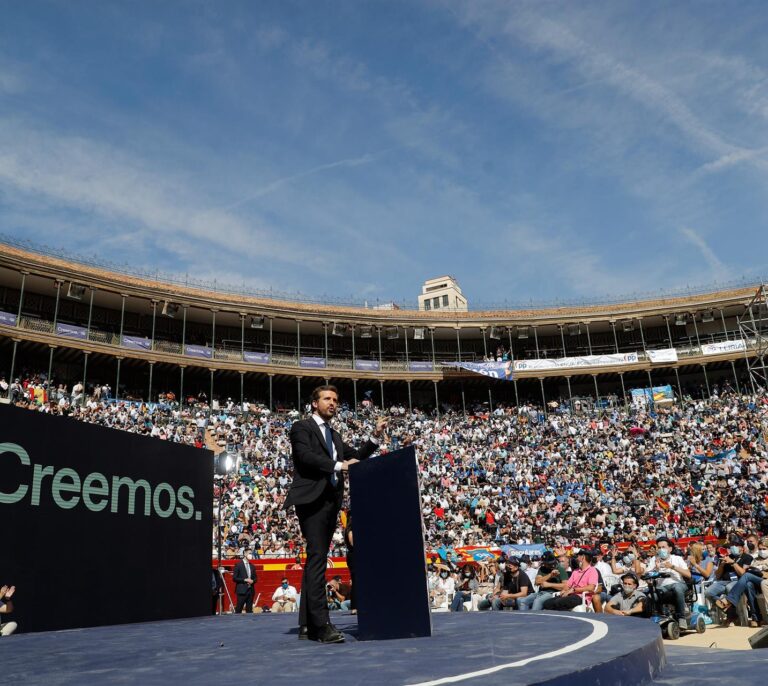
[418,276,468,312]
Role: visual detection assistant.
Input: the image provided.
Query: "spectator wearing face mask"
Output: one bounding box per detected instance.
[605,573,647,617]
[430,566,456,611]
[450,565,479,611]
[706,536,753,625]
[542,549,599,611]
[715,535,765,627]
[643,536,692,622]
[272,577,298,612]
[492,557,532,610]
[752,537,768,614]
[518,551,568,611]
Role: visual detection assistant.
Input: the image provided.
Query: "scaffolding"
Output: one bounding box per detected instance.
[739,284,768,392]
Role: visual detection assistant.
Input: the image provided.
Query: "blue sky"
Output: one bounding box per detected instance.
[1,0,767,308]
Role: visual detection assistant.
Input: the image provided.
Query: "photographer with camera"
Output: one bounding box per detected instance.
[326,576,351,611]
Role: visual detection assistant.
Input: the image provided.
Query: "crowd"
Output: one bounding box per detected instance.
[427,532,768,627]
[4,367,768,629]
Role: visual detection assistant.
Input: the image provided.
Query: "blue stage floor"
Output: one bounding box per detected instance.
[1,612,764,686]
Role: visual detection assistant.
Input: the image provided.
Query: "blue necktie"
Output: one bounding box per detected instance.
[324,423,338,486]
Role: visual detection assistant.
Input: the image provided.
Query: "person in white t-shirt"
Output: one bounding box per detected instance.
[644,536,691,620]
[272,578,298,612]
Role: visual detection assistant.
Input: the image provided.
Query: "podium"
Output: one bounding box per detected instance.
[348,445,432,640]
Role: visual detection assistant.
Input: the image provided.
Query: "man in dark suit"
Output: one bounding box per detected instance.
[232,552,257,613]
[286,384,386,643]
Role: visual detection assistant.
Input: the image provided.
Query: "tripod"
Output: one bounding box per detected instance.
[217,570,236,614]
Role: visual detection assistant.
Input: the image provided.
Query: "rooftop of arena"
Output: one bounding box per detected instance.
[0,235,763,319]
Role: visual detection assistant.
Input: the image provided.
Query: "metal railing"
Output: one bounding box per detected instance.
[2,233,766,312]
[4,312,763,374]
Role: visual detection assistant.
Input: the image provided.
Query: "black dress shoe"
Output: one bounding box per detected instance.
[298,625,308,640]
[313,624,345,644]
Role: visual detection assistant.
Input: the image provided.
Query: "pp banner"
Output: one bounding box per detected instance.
[646,348,678,363]
[0,404,213,632]
[442,360,514,380]
[701,340,746,355]
[514,352,638,371]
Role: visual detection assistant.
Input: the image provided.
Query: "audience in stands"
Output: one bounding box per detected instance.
[5,367,768,626]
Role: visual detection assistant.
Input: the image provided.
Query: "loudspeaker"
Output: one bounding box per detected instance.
[749,625,768,649]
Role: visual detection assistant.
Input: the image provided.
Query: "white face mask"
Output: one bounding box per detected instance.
[622,584,636,596]
[657,548,669,560]
[519,563,529,571]
[759,549,768,559]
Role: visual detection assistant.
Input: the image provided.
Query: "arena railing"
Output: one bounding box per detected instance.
[3,312,761,372]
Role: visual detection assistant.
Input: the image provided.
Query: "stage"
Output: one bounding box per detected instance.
[2,611,766,685]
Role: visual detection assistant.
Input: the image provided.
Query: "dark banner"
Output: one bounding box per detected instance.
[122,334,152,351]
[0,405,213,633]
[354,359,380,371]
[185,344,213,359]
[299,356,326,369]
[56,322,87,339]
[0,310,16,326]
[243,351,270,364]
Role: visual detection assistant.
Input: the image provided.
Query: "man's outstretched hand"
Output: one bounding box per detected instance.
[373,416,389,437]
[341,459,360,471]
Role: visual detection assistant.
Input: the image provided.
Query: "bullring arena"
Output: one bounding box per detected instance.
[2,238,768,684]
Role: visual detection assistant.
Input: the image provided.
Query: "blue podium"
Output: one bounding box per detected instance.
[348,445,432,640]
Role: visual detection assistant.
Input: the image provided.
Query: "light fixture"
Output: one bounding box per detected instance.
[214,452,238,476]
[413,327,425,340]
[332,322,348,336]
[622,320,634,332]
[386,326,399,339]
[701,311,715,323]
[568,324,580,336]
[250,315,265,329]
[489,326,502,340]
[66,282,86,300]
[517,327,529,339]
[674,314,687,326]
[359,325,373,338]
[161,301,180,318]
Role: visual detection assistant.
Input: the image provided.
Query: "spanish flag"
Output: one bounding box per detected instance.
[656,497,670,511]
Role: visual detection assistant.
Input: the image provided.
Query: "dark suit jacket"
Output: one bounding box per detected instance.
[285,417,377,509]
[232,560,257,595]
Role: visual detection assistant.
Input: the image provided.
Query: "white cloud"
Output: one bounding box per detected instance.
[225,152,379,209]
[678,226,728,279]
[0,119,333,272]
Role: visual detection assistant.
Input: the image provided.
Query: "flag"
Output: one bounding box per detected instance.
[656,497,670,511]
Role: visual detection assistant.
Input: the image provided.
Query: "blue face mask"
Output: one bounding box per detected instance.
[730,546,741,556]
[657,549,669,560]
[282,582,288,589]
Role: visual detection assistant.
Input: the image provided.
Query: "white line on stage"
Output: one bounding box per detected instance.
[407,614,610,686]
